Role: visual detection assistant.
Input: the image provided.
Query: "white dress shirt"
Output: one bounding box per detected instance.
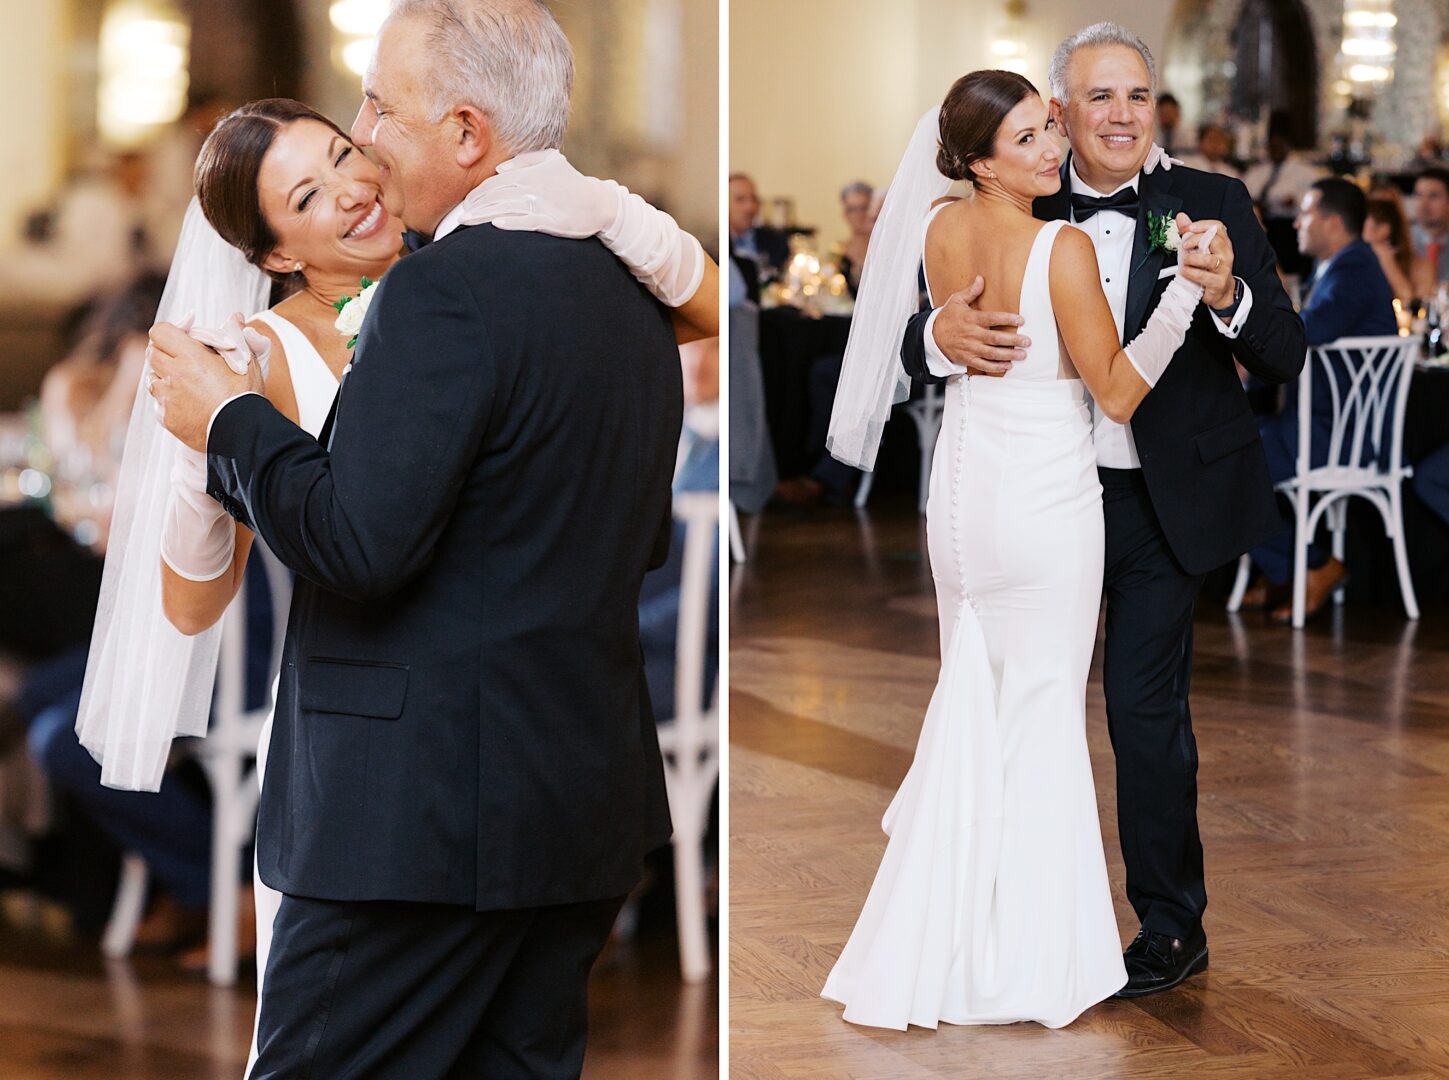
[924,161,1253,470]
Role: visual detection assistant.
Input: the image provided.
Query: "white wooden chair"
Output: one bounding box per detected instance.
[1226,335,1420,628]
[853,383,944,513]
[654,491,719,982]
[102,545,291,985]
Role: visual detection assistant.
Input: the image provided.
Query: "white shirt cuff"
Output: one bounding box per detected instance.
[206,391,262,445]
[923,307,968,378]
[1209,278,1253,339]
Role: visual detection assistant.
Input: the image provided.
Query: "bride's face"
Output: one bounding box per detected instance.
[256,118,403,278]
[975,95,1063,200]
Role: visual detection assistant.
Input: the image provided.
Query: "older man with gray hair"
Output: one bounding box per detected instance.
[146,1,710,1075]
[900,21,1306,998]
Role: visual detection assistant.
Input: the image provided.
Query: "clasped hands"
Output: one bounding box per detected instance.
[147,314,271,453]
[933,213,1237,376]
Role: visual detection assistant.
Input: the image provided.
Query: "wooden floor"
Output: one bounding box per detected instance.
[0,905,716,1078]
[728,501,1449,1079]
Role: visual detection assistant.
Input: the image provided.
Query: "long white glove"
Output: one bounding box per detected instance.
[158,314,271,582]
[459,149,706,308]
[1122,224,1215,388]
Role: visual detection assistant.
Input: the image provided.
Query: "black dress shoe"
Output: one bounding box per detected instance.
[1114,927,1208,998]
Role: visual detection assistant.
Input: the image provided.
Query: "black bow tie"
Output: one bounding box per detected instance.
[403,228,431,252]
[1071,189,1140,221]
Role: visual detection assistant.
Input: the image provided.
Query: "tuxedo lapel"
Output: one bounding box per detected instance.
[1125,170,1183,341]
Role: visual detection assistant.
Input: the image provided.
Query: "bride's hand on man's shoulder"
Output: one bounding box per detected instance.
[459,149,617,239]
[931,275,1030,376]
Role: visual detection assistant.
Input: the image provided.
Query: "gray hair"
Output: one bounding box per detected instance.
[1048,22,1157,101]
[387,0,573,153]
[839,181,873,203]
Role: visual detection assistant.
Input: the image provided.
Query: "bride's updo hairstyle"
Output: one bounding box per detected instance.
[937,70,1040,182]
[194,98,351,288]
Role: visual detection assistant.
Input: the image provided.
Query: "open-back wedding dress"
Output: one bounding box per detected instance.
[821,211,1128,1030]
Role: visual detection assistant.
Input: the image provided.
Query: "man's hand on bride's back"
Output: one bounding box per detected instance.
[932,275,1030,376]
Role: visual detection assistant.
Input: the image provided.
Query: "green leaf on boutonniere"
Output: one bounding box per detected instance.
[1135,211,1182,275]
[1146,211,1170,254]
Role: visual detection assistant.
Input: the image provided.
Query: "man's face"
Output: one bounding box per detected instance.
[729,177,760,236]
[1295,189,1332,259]
[1158,100,1180,130]
[1050,45,1155,189]
[351,15,473,236]
[1414,177,1449,232]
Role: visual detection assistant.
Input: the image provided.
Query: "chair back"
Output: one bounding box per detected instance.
[671,491,719,734]
[1297,335,1419,483]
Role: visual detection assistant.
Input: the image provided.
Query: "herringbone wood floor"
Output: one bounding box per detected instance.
[729,502,1449,1079]
[0,899,715,1078]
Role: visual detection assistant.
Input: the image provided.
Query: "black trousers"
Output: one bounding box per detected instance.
[252,892,627,1079]
[1099,468,1207,941]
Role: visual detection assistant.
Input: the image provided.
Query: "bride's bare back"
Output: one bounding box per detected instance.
[923,196,1079,380]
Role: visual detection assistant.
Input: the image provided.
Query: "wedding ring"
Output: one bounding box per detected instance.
[1213,256,1221,270]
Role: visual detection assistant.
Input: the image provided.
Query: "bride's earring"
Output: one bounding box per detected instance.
[294,262,303,272]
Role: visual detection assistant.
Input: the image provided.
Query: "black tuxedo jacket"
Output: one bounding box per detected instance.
[206,224,680,910]
[902,159,1306,574]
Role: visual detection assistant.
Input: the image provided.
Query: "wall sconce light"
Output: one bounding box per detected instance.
[1340,0,1397,92]
[97,0,189,148]
[991,0,1030,76]
[330,0,389,76]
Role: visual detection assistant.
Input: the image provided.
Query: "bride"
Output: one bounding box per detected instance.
[822,70,1212,1029]
[76,96,716,1072]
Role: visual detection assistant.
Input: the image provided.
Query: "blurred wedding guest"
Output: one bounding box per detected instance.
[1179,124,1239,178]
[728,257,777,515]
[772,181,881,507]
[0,274,248,960]
[1155,93,1182,156]
[729,173,789,287]
[0,274,165,666]
[1365,197,1430,304]
[1411,442,1449,532]
[0,152,152,304]
[1410,135,1446,171]
[1243,179,1396,621]
[1410,168,1449,285]
[835,181,874,297]
[38,274,160,506]
[1243,111,1321,279]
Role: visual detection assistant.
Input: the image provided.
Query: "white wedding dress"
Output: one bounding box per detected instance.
[821,217,1128,1030]
[244,308,338,1075]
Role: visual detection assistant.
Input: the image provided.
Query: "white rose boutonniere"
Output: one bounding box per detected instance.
[332,277,378,350]
[1146,211,1181,255]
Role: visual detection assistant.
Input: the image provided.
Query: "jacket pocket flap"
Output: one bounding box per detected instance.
[1195,413,1260,464]
[299,659,409,719]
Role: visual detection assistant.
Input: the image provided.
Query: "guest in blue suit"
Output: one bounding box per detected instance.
[1412,443,1449,529]
[1245,178,1399,620]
